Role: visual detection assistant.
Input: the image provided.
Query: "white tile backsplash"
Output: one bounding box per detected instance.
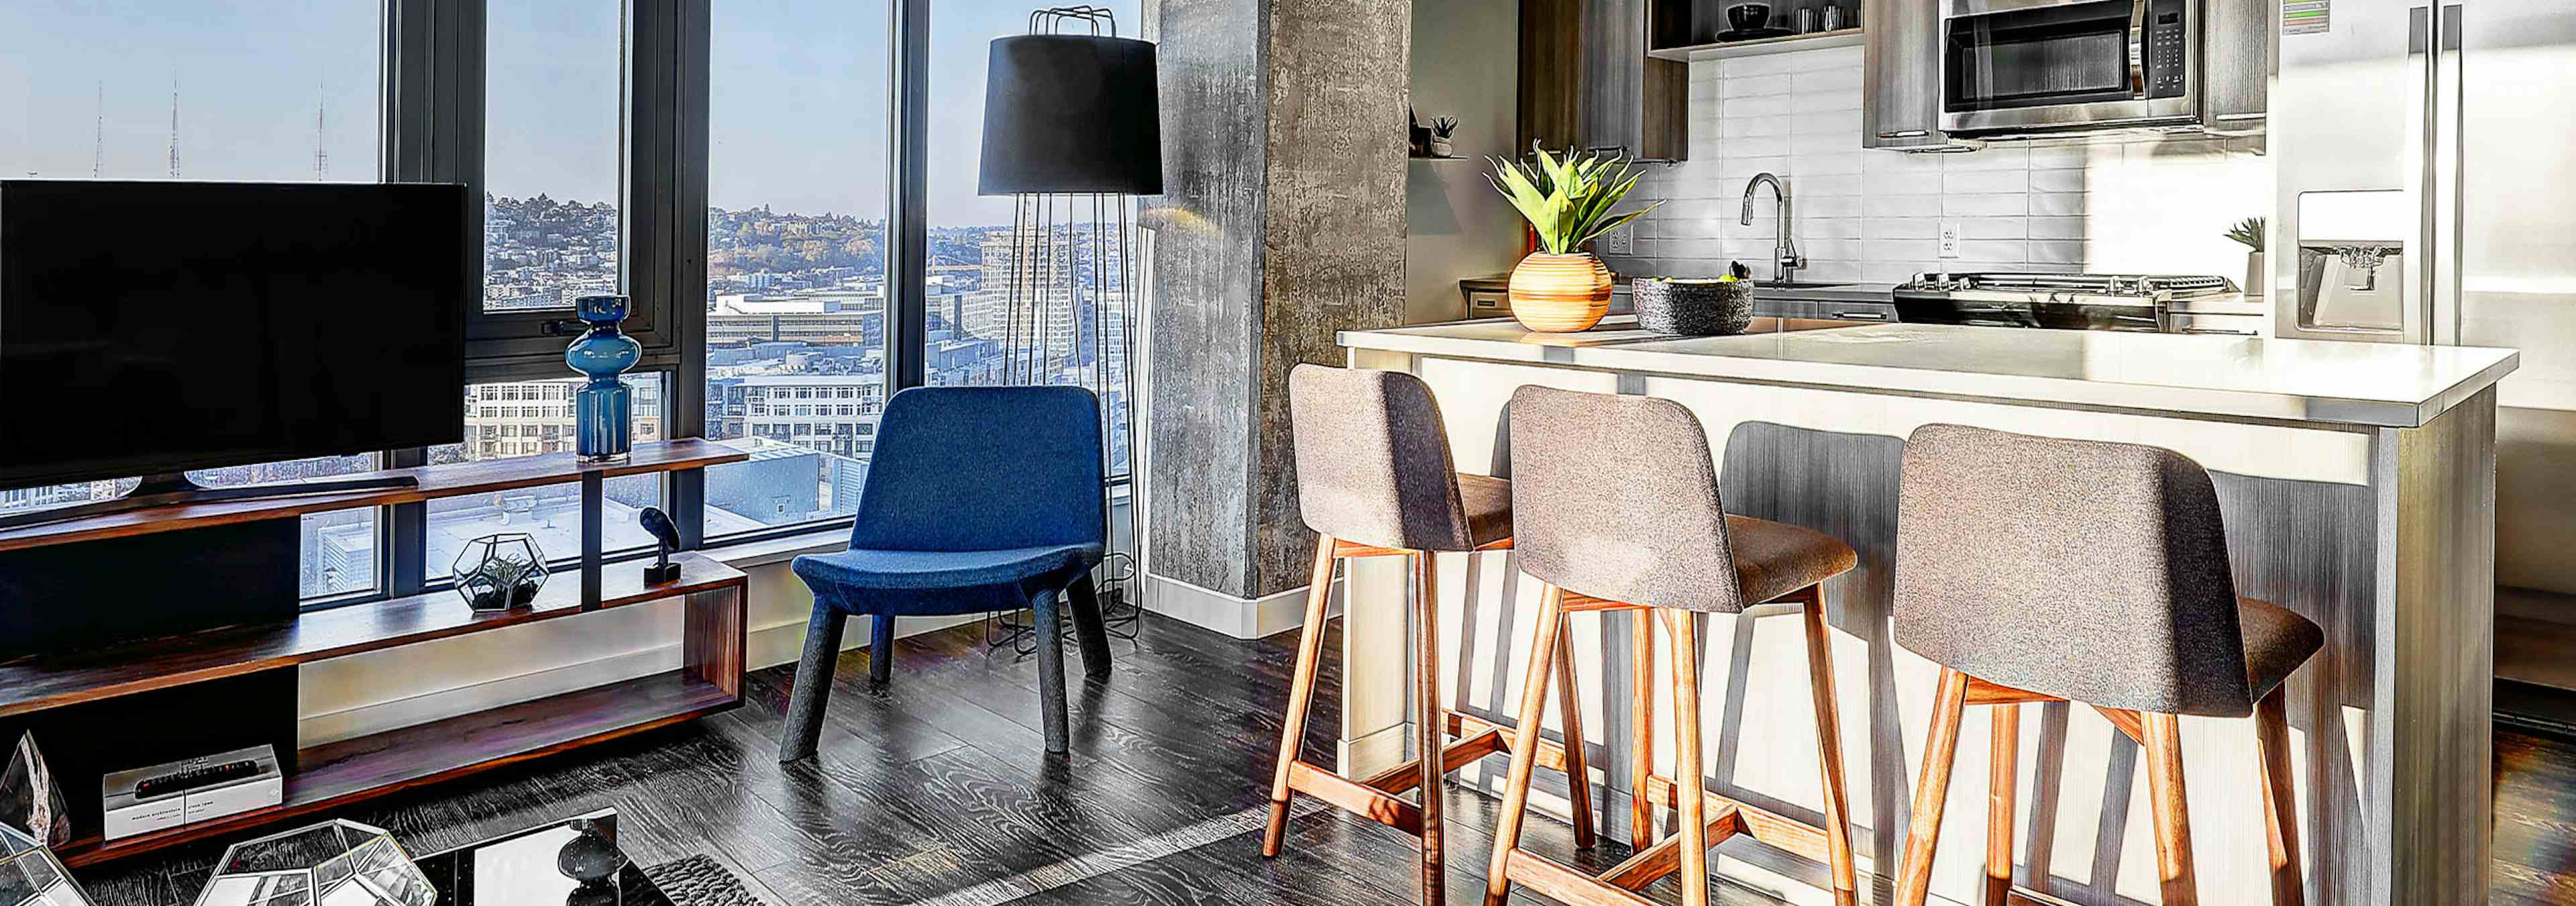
[1602,44,2269,281]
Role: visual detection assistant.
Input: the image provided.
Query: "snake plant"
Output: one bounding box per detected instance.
[1486,146,1662,255]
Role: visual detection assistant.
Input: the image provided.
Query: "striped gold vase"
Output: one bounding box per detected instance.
[1507,252,1613,332]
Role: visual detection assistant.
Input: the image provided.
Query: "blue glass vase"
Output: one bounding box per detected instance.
[567,295,642,464]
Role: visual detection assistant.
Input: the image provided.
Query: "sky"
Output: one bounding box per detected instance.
[0,1,1138,228]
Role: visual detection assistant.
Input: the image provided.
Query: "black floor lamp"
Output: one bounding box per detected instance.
[977,5,1162,651]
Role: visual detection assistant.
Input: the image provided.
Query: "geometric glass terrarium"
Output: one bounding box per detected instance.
[0,822,88,906]
[449,533,550,613]
[191,819,435,906]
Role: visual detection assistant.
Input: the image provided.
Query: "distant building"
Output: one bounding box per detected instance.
[462,379,664,461]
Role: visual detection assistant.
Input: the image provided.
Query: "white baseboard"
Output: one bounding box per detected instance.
[297,609,981,746]
[1140,571,1340,639]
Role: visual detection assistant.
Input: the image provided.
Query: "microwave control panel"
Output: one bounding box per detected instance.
[2145,0,2188,99]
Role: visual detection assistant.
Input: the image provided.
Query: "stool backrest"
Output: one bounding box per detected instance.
[1894,423,2252,715]
[848,386,1105,553]
[1287,364,1476,552]
[1507,385,1749,613]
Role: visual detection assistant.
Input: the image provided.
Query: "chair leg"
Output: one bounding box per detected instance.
[1799,588,1859,906]
[1065,575,1113,678]
[1986,703,2021,906]
[2142,711,2200,905]
[1630,608,1658,851]
[1482,585,1566,906]
[1553,611,1599,850]
[1030,589,1071,754]
[867,614,898,685]
[2254,685,2307,905]
[1669,611,1711,906]
[1411,552,1448,905]
[1264,535,1338,857]
[1896,667,1971,906]
[777,606,848,762]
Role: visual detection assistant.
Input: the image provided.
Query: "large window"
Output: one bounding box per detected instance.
[481,3,624,313]
[700,0,894,534]
[925,2,1142,479]
[0,0,386,599]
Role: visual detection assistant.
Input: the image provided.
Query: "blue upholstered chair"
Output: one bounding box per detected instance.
[777,386,1112,761]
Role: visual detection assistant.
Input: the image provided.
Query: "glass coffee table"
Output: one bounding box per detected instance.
[191,809,668,906]
[412,810,667,906]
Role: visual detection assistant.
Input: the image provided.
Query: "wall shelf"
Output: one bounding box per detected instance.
[1648,28,1863,62]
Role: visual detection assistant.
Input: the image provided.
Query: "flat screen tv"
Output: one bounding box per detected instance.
[0,181,470,525]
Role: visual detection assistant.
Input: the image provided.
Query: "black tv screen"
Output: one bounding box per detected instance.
[0,181,470,490]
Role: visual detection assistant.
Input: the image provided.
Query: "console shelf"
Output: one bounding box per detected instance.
[0,438,748,553]
[0,438,753,868]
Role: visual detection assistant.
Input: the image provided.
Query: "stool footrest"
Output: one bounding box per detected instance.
[1446,711,1576,774]
[1356,724,1509,793]
[1598,804,1743,891]
[1285,761,1422,835]
[1640,773,1833,864]
[1505,850,1661,906]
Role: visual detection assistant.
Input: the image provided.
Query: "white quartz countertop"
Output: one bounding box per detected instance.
[1339,319,2520,427]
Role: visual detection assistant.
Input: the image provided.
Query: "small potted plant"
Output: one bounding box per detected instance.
[452,533,550,612]
[1486,145,1661,332]
[1428,117,1459,158]
[2226,216,2266,299]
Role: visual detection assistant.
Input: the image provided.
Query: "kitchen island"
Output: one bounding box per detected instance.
[1334,318,2516,905]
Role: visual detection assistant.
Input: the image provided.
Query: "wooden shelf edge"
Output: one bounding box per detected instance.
[57,670,738,868]
[0,438,751,554]
[0,553,747,718]
[1647,28,1863,62]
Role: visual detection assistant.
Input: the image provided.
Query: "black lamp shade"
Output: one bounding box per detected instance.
[978,34,1163,196]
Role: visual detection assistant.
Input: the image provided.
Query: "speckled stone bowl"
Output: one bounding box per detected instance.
[1633,277,1754,336]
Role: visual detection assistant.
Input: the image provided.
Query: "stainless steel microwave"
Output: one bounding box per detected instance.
[1939,0,2202,134]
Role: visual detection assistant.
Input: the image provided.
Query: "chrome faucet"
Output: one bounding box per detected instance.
[1739,172,1806,285]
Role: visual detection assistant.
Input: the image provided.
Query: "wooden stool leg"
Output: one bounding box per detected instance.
[1629,608,1658,851]
[1669,611,1712,906]
[1799,588,1859,906]
[1411,552,1447,905]
[1483,585,1566,906]
[1896,667,1972,906]
[2254,685,2307,905]
[1263,535,1338,858]
[1554,613,1599,850]
[1986,703,2021,906]
[2142,711,2200,905]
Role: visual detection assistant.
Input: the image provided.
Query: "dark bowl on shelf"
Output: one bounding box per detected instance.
[1727,3,1772,32]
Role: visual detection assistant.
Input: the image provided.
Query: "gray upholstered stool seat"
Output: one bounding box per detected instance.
[2240,597,2325,704]
[1725,515,1858,606]
[1485,386,1864,906]
[1265,365,1596,906]
[1891,423,2317,906]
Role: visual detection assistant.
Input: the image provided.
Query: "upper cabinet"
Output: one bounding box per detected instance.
[1863,0,1948,149]
[1519,0,1688,161]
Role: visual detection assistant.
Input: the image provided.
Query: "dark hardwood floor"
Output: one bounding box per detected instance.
[62,611,2576,905]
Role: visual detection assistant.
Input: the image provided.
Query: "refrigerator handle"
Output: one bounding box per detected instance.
[2403,5,2434,344]
[2432,3,2465,346]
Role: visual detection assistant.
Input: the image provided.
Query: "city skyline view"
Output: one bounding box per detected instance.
[0,0,1142,601]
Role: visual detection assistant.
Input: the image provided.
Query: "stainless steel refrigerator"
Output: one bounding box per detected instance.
[2275,0,2576,718]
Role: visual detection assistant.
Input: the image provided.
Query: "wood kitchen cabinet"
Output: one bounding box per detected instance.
[1862,0,1948,148]
[1518,0,1687,160]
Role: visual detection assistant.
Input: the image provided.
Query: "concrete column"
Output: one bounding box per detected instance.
[1140,0,1411,638]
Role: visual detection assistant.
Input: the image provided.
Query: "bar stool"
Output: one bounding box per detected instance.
[1267,364,1599,904]
[1889,424,2321,906]
[1486,385,1864,906]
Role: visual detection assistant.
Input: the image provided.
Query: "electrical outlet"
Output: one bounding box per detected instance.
[1938,222,1962,258]
[1601,222,1634,256]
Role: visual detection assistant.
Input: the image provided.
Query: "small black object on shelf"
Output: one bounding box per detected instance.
[639,507,682,584]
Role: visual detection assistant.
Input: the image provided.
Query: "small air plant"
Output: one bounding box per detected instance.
[1430,117,1458,140]
[466,554,543,609]
[2223,216,2265,252]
